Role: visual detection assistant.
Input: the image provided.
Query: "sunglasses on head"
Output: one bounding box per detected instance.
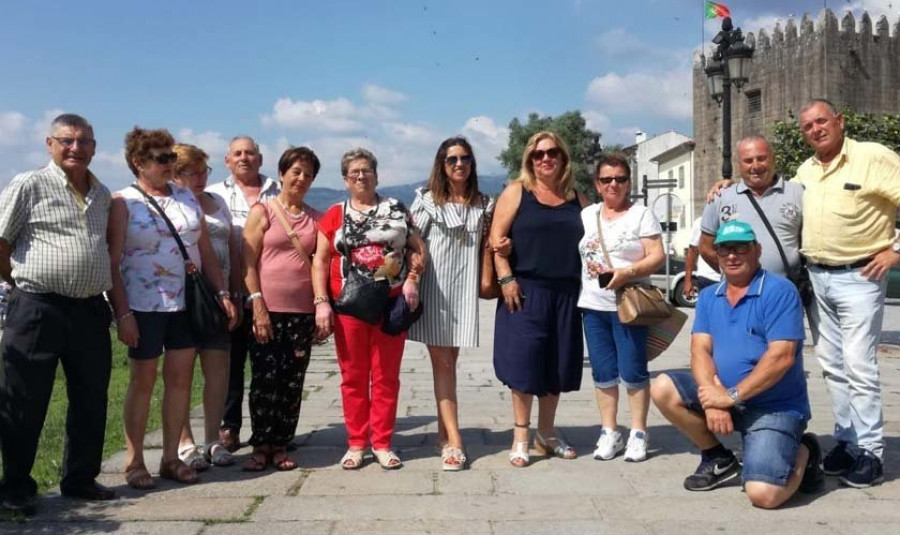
[149,152,178,165]
[598,176,630,185]
[445,155,473,165]
[530,148,561,161]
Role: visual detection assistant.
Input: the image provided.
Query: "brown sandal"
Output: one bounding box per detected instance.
[271,447,298,471]
[242,446,270,472]
[124,462,155,490]
[158,458,199,484]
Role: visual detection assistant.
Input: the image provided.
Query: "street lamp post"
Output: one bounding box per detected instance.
[704,17,753,180]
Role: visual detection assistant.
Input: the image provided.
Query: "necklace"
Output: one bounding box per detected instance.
[277,197,305,219]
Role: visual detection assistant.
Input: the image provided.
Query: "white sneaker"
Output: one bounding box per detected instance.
[593,428,625,460]
[624,429,648,462]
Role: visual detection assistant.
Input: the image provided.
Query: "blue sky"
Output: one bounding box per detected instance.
[1,0,895,190]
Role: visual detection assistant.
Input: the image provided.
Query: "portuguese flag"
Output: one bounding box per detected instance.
[705,1,731,19]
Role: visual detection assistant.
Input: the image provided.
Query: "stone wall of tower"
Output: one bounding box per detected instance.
[692,8,900,216]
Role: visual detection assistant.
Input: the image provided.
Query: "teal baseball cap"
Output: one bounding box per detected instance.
[714,220,756,245]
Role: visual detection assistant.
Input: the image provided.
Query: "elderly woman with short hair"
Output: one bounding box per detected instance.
[108,127,237,489]
[312,148,426,470]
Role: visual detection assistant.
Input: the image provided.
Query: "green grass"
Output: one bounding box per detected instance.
[0,335,206,494]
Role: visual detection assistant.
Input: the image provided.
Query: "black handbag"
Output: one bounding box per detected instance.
[130,185,227,339]
[332,201,391,324]
[741,189,814,307]
[381,293,424,335]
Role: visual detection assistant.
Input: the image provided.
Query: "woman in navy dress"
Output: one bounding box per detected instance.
[490,131,586,467]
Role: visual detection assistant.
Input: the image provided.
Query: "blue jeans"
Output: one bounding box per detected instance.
[582,310,649,389]
[666,371,805,486]
[809,266,886,458]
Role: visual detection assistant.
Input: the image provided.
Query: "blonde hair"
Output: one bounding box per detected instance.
[173,143,209,178]
[516,131,575,200]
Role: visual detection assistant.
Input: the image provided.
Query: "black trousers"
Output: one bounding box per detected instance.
[0,290,112,499]
[221,311,252,431]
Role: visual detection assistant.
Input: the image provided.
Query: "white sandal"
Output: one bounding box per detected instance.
[340,448,364,470]
[372,449,403,470]
[178,444,210,472]
[441,445,467,471]
[509,441,530,468]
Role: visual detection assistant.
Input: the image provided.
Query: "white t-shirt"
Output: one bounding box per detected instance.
[578,203,661,312]
[689,217,720,281]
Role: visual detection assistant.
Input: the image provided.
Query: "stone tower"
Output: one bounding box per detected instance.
[692,8,900,215]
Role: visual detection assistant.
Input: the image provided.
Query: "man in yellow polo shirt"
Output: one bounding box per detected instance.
[796,99,900,488]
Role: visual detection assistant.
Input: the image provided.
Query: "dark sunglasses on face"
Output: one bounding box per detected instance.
[445,155,473,165]
[149,152,178,165]
[715,243,752,256]
[530,148,561,161]
[598,176,630,184]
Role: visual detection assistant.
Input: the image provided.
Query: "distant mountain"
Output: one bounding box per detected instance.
[304,174,510,212]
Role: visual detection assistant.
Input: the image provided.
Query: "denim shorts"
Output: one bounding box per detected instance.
[665,370,806,486]
[582,309,649,389]
[129,310,195,360]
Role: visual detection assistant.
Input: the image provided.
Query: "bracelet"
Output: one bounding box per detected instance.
[313,296,329,305]
[497,275,516,285]
[406,272,420,283]
[116,311,134,322]
[217,290,230,299]
[627,266,637,277]
[246,292,263,304]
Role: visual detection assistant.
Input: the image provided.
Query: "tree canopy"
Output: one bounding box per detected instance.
[498,111,603,199]
[773,109,900,177]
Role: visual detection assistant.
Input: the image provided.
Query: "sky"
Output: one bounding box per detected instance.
[1,0,897,191]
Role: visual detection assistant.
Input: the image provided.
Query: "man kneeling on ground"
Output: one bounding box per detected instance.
[650,220,824,509]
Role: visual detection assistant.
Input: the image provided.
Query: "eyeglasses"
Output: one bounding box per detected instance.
[149,152,178,165]
[598,176,630,184]
[715,243,752,256]
[50,136,96,148]
[346,169,375,178]
[530,148,561,161]
[445,155,473,166]
[178,166,212,178]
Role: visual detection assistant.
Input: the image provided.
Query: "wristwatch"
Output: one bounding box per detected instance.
[727,387,744,409]
[892,241,900,254]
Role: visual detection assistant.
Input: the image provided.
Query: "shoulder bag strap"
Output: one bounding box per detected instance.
[595,207,614,268]
[130,184,192,265]
[268,199,313,268]
[741,189,790,273]
[339,200,352,277]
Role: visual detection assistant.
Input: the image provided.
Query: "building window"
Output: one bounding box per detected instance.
[678,165,685,189]
[746,89,762,115]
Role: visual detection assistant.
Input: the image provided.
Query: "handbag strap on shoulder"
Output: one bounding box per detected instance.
[595,208,614,269]
[268,199,313,269]
[131,184,192,265]
[740,189,790,273]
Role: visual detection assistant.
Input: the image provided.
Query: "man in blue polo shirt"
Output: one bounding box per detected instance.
[650,220,824,509]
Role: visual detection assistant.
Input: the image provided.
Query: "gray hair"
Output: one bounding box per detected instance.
[50,113,93,135]
[227,135,260,154]
[799,99,840,117]
[340,147,378,177]
[736,135,772,153]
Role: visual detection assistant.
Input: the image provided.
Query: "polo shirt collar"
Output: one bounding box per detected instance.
[735,175,784,195]
[713,268,767,298]
[224,173,278,193]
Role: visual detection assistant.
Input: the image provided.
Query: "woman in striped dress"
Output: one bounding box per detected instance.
[409,137,493,471]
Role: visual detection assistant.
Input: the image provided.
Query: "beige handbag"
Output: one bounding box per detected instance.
[595,209,673,326]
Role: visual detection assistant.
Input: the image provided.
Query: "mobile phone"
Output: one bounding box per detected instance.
[597,271,614,288]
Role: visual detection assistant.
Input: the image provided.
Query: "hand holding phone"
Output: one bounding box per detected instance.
[597,271,614,289]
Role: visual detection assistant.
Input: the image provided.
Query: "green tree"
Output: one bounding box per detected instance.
[498,111,603,200]
[773,109,900,178]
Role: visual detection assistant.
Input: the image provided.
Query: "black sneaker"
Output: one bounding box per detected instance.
[822,441,854,476]
[799,433,825,494]
[840,449,884,488]
[683,455,741,491]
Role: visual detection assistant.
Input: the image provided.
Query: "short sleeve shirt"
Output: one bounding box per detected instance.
[693,269,810,419]
[317,197,414,299]
[689,218,720,281]
[577,203,661,311]
[701,177,803,276]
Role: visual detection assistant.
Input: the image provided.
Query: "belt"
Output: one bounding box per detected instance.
[15,289,106,306]
[808,257,872,271]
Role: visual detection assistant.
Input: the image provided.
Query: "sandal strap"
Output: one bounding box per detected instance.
[509,440,530,461]
[513,421,531,429]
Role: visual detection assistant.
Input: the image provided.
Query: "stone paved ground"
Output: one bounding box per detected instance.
[3,301,900,534]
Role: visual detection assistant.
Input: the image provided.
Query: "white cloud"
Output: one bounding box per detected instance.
[31,109,65,143]
[261,97,362,133]
[176,128,228,162]
[383,122,441,146]
[585,69,692,119]
[0,112,27,145]
[362,84,408,105]
[582,110,611,133]
[461,115,509,175]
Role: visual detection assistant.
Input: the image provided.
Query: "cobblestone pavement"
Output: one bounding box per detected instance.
[3,301,900,534]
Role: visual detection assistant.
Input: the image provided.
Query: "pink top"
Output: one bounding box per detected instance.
[258,200,321,313]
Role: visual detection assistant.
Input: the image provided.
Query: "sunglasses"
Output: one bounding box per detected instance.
[149,152,178,165]
[715,243,752,256]
[445,155,473,165]
[598,176,630,184]
[530,148,561,161]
